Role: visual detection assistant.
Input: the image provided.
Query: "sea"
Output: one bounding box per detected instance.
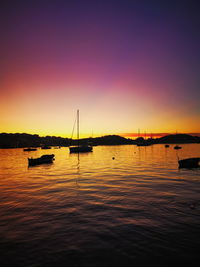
[0,144,200,267]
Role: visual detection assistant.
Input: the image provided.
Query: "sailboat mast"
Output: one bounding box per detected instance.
[77,109,79,147]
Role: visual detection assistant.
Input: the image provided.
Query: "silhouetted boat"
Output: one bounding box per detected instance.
[70,145,93,153]
[24,148,37,151]
[136,142,151,147]
[174,145,182,150]
[136,133,152,146]
[41,145,51,149]
[165,145,170,148]
[28,154,55,166]
[178,157,200,168]
[69,110,93,153]
[136,139,151,146]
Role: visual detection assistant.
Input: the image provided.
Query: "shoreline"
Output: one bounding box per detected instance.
[0,133,200,149]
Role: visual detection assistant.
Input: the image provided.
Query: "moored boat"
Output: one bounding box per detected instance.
[24,148,37,151]
[28,154,55,166]
[178,157,200,169]
[70,145,93,153]
[69,110,93,154]
[136,142,151,147]
[174,145,182,150]
[41,145,51,149]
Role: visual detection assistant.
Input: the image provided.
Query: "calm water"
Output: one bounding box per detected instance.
[0,144,200,266]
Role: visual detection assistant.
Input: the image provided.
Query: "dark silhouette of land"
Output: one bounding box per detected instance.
[155,134,200,144]
[0,133,199,149]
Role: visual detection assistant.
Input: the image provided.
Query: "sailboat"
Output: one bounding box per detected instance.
[136,130,151,146]
[69,110,93,153]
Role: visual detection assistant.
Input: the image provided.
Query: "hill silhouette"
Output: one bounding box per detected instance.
[0,133,70,148]
[0,133,199,148]
[155,134,200,144]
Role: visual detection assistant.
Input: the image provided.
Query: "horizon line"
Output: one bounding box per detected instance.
[1,132,200,138]
[121,132,200,138]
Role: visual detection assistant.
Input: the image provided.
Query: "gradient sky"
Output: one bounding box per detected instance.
[1,0,200,137]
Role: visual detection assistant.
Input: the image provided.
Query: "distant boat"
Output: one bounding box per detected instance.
[70,145,93,153]
[136,142,151,147]
[178,157,200,168]
[174,145,182,150]
[136,138,151,146]
[165,144,170,148]
[135,134,152,146]
[28,154,55,166]
[41,145,51,149]
[24,148,37,151]
[69,110,93,153]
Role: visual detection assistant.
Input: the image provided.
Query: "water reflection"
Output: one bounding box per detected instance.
[0,144,200,266]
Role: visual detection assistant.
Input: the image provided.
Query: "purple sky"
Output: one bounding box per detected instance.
[1,0,200,136]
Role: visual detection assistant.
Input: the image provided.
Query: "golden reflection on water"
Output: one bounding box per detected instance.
[1,144,199,209]
[0,144,200,266]
[0,144,199,182]
[0,142,199,197]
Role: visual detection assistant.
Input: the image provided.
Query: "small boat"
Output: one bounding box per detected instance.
[174,145,182,150]
[28,154,55,166]
[69,110,93,153]
[70,145,93,153]
[136,142,151,147]
[165,144,170,148]
[24,148,37,151]
[178,157,200,169]
[41,145,51,149]
[136,131,152,146]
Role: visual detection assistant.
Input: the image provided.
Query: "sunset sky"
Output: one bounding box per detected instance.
[1,0,200,138]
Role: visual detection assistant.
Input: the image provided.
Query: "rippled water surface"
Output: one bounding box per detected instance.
[0,144,200,266]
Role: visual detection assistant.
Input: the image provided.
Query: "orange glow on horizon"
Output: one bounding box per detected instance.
[1,80,200,138]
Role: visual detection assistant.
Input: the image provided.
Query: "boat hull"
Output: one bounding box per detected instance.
[178,157,200,168]
[174,146,182,150]
[136,143,151,146]
[24,148,37,151]
[41,146,51,149]
[28,154,55,166]
[69,146,93,153]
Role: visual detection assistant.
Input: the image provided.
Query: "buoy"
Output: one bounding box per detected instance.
[190,204,195,209]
